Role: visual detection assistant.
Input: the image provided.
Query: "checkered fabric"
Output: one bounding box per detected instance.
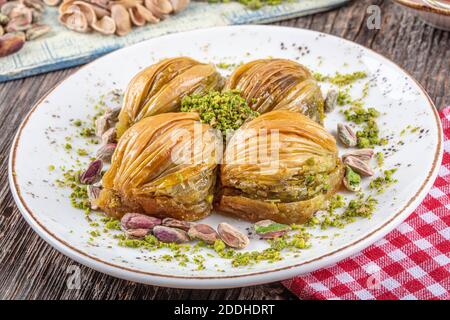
[283,108,450,300]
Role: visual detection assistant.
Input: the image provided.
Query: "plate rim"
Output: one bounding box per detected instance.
[8,25,444,289]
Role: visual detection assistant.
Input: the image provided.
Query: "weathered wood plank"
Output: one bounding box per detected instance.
[0,0,448,300]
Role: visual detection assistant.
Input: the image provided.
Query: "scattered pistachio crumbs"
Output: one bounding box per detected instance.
[314,71,367,87]
[344,107,387,148]
[181,90,259,133]
[370,169,398,194]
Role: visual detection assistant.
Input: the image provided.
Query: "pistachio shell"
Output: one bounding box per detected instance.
[168,0,189,13]
[22,0,45,12]
[44,0,62,6]
[0,25,3,36]
[6,6,33,32]
[144,0,172,19]
[134,3,158,23]
[90,3,110,18]
[0,32,25,57]
[59,5,90,33]
[91,15,116,35]
[1,1,20,16]
[110,0,144,9]
[72,1,97,25]
[110,4,131,36]
[128,6,145,26]
[25,24,51,40]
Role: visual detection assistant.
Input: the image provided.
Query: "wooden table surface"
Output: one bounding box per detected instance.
[0,0,448,300]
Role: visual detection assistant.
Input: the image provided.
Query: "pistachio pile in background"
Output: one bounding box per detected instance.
[0,0,52,57]
[56,0,190,36]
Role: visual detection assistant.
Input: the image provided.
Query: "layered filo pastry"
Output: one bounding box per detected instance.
[216,110,343,224]
[116,57,224,136]
[97,112,222,221]
[225,59,325,123]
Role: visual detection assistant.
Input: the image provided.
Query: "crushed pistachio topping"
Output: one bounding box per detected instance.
[307,194,377,229]
[181,90,259,133]
[370,169,398,194]
[344,106,387,148]
[314,71,367,87]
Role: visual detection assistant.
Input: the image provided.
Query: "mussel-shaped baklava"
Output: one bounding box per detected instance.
[216,110,343,224]
[225,59,324,123]
[97,112,222,221]
[116,57,224,136]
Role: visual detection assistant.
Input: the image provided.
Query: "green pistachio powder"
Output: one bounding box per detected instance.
[51,65,407,270]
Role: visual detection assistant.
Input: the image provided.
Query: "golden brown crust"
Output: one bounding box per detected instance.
[215,163,344,224]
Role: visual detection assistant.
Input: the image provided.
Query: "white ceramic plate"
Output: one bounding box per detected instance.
[9,26,443,289]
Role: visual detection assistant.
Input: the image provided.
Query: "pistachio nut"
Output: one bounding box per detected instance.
[95,114,110,137]
[79,159,103,184]
[217,222,249,249]
[188,224,218,244]
[126,228,149,239]
[87,184,101,210]
[342,148,374,163]
[121,213,161,230]
[101,127,117,144]
[343,166,361,192]
[96,143,116,163]
[324,89,338,113]
[162,217,193,231]
[344,155,374,177]
[25,24,51,41]
[254,219,291,239]
[337,123,357,147]
[0,13,9,26]
[0,32,25,57]
[153,225,190,244]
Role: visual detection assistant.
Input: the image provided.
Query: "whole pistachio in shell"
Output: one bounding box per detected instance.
[0,32,25,57]
[343,166,361,192]
[101,127,117,144]
[1,1,20,16]
[91,15,116,35]
[217,223,249,249]
[162,217,193,232]
[96,143,117,162]
[6,6,33,32]
[87,184,102,210]
[153,226,190,244]
[188,224,218,244]
[111,4,131,36]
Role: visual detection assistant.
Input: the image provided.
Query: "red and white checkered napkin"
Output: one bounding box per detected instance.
[283,108,450,300]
